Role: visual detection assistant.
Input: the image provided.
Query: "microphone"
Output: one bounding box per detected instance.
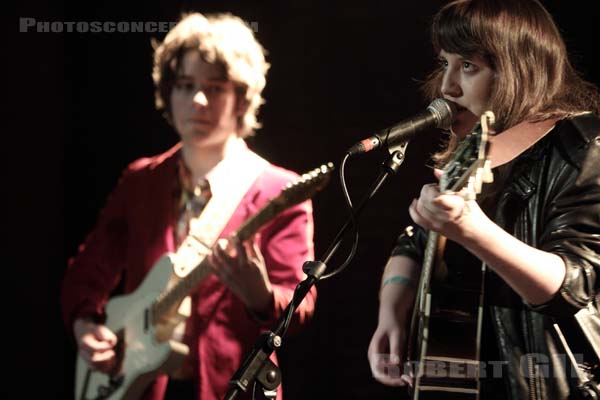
[346,98,457,156]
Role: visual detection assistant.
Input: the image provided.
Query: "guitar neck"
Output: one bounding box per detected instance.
[150,163,333,322]
[151,243,213,320]
[235,200,285,242]
[408,230,440,377]
[416,231,441,310]
[151,194,296,320]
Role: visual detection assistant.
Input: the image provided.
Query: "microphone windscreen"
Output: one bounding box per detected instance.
[427,98,457,130]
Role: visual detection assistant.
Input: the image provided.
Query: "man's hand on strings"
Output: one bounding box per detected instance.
[74,318,118,373]
[208,236,274,315]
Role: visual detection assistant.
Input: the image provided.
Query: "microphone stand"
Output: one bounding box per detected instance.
[224,142,409,400]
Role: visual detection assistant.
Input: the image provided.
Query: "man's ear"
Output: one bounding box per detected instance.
[235,94,250,117]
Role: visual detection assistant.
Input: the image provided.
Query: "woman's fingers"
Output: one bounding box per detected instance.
[368,329,407,386]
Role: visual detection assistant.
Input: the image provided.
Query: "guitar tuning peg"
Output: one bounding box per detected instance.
[474,168,483,193]
[464,189,476,201]
[482,159,494,183]
[463,177,476,201]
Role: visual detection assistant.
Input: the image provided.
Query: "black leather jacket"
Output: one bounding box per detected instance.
[392,113,600,399]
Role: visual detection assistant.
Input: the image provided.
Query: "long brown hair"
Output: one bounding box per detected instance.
[424,0,600,165]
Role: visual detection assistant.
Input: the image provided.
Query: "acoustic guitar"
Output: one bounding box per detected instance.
[407,112,495,400]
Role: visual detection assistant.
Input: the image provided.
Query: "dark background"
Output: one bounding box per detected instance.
[10,1,600,398]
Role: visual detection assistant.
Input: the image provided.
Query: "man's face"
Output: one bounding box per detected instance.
[170,50,244,149]
[438,49,495,137]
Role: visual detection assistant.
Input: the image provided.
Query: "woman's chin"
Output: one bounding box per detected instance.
[450,110,479,138]
[450,124,471,138]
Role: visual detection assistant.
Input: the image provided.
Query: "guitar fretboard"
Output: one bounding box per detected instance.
[151,194,296,320]
[152,235,214,320]
[151,163,334,322]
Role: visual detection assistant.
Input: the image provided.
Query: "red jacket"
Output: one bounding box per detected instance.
[62,143,317,399]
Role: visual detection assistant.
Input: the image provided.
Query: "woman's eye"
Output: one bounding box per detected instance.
[463,62,479,72]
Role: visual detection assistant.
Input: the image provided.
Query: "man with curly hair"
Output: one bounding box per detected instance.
[62,13,316,400]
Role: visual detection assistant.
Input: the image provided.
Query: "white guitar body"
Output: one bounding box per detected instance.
[75,254,189,400]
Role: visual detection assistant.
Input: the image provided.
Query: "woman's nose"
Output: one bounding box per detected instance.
[440,71,461,98]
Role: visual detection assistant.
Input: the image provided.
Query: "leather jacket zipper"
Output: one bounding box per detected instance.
[527,352,538,400]
[524,294,542,399]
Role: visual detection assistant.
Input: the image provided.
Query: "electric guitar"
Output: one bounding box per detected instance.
[407,112,495,400]
[75,163,334,400]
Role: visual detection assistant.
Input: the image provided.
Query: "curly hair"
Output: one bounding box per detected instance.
[152,13,270,137]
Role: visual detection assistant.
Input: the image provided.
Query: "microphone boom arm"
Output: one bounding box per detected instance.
[223,147,410,400]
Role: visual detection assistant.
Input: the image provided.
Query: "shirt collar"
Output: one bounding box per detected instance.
[177,137,251,197]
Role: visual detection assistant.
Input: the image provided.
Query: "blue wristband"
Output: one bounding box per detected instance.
[381,275,414,289]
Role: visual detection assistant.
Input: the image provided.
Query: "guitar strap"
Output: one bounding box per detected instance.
[165,140,268,376]
[489,117,560,168]
[172,139,268,277]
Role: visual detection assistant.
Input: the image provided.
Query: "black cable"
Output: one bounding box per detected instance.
[319,152,360,280]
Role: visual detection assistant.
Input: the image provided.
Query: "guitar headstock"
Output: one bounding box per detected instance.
[275,162,335,206]
[439,111,495,199]
[234,162,334,242]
